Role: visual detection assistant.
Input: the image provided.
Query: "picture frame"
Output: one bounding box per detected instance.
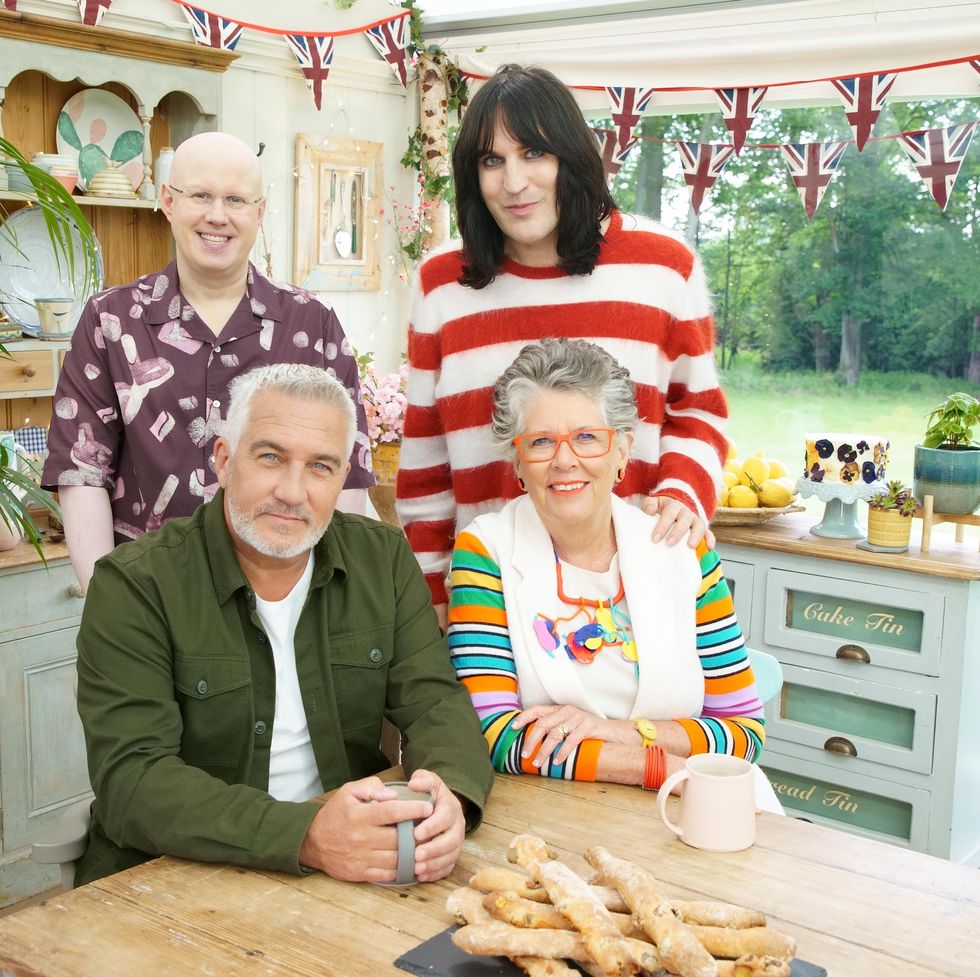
[293,134,382,292]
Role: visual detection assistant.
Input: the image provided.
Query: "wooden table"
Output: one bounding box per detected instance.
[1,773,978,977]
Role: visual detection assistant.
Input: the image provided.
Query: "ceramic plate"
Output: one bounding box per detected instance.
[0,208,103,335]
[56,88,145,191]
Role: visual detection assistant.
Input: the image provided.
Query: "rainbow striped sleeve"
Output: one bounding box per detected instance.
[675,541,767,762]
[448,530,600,781]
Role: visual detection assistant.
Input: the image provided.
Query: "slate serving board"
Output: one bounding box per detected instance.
[395,926,827,977]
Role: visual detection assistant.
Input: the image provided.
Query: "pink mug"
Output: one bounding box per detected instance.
[657,754,756,852]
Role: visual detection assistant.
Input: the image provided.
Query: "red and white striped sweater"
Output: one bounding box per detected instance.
[395,210,727,604]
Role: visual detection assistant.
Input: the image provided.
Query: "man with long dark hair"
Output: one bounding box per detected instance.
[396,65,727,627]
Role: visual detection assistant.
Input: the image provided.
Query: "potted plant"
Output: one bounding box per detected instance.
[357,352,409,526]
[866,480,917,551]
[0,137,100,556]
[913,392,980,515]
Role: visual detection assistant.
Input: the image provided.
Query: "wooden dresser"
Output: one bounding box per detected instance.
[715,512,980,863]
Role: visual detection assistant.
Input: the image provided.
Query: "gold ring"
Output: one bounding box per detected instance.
[556,723,569,738]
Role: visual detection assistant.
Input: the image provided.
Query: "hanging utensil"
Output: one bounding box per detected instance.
[334,172,352,258]
[350,172,359,257]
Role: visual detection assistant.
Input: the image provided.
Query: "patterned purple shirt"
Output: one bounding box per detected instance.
[43,262,374,543]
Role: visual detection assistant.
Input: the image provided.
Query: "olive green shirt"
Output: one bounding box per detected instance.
[74,491,493,886]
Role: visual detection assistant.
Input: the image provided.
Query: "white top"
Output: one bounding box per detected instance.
[255,554,323,803]
[547,556,638,720]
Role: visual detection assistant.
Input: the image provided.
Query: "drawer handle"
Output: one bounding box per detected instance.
[22,363,38,378]
[824,736,858,757]
[67,583,85,599]
[836,643,870,664]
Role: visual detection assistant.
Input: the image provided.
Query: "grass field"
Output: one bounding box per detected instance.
[719,362,980,535]
[721,361,980,486]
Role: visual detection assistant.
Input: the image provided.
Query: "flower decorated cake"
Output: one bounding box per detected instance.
[799,434,889,502]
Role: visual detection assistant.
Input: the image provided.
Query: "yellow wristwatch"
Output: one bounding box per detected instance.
[635,718,658,747]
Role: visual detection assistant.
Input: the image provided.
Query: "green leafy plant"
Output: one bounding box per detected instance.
[868,480,917,516]
[922,392,980,449]
[0,137,100,556]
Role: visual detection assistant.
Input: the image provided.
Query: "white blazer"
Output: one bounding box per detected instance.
[465,494,706,721]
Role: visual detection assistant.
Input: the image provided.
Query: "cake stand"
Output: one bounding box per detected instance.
[797,479,887,539]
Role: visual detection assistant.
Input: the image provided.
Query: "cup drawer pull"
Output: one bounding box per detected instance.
[836,643,871,664]
[824,736,858,757]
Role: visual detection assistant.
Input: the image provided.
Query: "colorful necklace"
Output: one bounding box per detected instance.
[532,551,637,668]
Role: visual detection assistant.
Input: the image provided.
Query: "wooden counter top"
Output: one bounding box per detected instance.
[0,532,70,572]
[713,511,979,581]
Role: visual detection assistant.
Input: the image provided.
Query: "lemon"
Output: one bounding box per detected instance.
[726,438,739,461]
[775,476,797,496]
[768,458,790,479]
[758,478,794,508]
[739,456,770,488]
[718,486,729,507]
[724,459,742,477]
[722,470,739,490]
[727,484,760,508]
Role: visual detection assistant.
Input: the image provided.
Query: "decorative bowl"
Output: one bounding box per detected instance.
[84,162,136,199]
[711,503,806,526]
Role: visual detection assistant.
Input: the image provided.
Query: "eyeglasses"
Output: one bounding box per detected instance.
[167,185,264,212]
[512,428,616,463]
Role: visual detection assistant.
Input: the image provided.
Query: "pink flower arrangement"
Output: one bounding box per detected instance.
[359,357,409,452]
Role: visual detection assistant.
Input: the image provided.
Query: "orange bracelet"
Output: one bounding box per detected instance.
[642,745,667,790]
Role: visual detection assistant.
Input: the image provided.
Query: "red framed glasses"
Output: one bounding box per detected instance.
[512,428,616,463]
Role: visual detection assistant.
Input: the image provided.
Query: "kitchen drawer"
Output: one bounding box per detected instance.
[0,561,84,637]
[0,348,57,397]
[764,568,944,676]
[723,558,754,643]
[769,662,936,775]
[761,750,930,849]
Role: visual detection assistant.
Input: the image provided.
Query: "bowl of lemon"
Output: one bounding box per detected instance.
[712,441,805,525]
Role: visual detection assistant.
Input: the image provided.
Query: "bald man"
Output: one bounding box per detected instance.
[43,133,374,593]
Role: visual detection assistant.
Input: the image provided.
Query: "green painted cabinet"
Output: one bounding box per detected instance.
[716,514,980,863]
[0,550,90,908]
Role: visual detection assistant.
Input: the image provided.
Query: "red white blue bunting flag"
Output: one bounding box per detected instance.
[830,73,897,151]
[605,86,656,161]
[676,142,735,214]
[780,141,848,220]
[593,129,632,179]
[898,123,976,211]
[180,4,244,50]
[971,59,980,80]
[714,87,768,155]
[77,0,112,26]
[364,12,412,88]
[3,0,16,10]
[285,34,336,111]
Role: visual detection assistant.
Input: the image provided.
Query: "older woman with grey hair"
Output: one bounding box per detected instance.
[448,338,771,795]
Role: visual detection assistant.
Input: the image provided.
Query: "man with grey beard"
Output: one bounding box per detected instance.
[73,364,492,888]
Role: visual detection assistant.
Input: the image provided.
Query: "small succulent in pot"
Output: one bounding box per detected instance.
[868,480,917,517]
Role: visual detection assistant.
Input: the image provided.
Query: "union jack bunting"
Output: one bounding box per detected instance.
[285,34,336,111]
[780,141,848,220]
[830,73,897,151]
[714,87,768,154]
[592,128,631,180]
[180,4,244,51]
[605,86,657,161]
[3,0,16,10]
[676,142,735,214]
[77,0,112,26]
[898,123,977,211]
[364,13,412,88]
